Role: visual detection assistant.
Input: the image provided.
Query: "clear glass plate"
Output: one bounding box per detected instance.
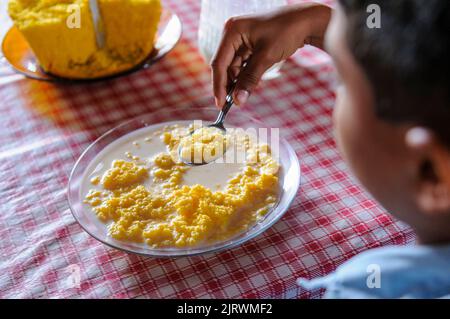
[68,106,301,257]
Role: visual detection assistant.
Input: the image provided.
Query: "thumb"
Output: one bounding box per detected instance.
[233,51,274,106]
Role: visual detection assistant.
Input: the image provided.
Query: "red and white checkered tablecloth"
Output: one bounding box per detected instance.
[0,0,415,299]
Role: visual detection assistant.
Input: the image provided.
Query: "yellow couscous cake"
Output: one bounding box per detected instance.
[8,0,161,78]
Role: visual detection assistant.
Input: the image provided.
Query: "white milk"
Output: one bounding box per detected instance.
[80,121,246,201]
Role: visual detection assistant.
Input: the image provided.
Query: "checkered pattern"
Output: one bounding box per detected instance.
[0,0,414,299]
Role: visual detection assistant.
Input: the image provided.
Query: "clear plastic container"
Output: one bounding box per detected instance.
[198,0,287,80]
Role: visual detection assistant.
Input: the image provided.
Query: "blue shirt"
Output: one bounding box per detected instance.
[297,244,450,298]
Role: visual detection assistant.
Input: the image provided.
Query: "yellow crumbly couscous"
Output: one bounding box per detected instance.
[8,0,161,78]
[179,126,227,164]
[84,125,280,248]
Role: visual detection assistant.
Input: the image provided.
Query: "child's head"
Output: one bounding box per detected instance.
[326,0,450,243]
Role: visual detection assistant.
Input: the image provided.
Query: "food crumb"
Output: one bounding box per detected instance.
[90,176,100,185]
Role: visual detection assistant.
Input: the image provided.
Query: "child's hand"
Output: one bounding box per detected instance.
[211,3,331,107]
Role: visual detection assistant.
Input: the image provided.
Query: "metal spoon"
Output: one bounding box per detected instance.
[179,77,238,166]
[89,0,105,49]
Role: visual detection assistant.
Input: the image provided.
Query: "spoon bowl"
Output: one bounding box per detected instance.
[178,78,238,166]
[178,123,228,166]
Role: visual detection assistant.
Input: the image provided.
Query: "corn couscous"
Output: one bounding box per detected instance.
[83,123,280,248]
[8,0,161,78]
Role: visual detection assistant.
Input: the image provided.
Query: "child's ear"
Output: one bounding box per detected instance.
[406,127,450,215]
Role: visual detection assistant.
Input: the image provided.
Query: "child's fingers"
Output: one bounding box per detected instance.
[228,47,251,80]
[233,50,274,106]
[211,32,243,108]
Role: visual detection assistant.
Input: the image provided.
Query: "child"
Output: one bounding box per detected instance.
[211,0,450,298]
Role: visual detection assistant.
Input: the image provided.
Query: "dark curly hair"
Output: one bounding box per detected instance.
[339,0,450,146]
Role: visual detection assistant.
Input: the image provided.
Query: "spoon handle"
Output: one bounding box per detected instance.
[214,78,238,126]
[89,0,105,49]
[213,60,248,126]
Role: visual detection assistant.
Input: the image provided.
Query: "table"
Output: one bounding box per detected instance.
[0,0,414,298]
